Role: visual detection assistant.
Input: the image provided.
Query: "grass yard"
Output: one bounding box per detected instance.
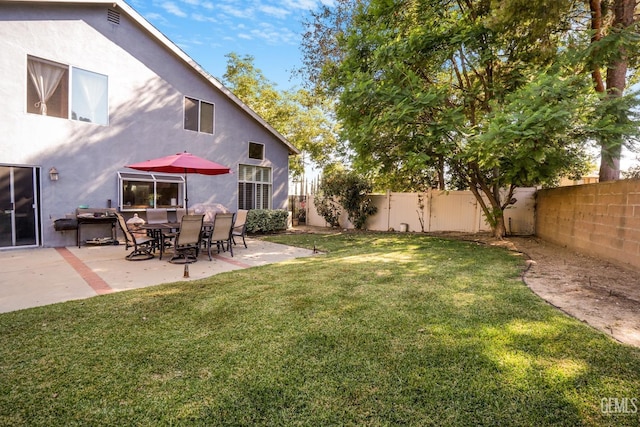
[1,232,639,426]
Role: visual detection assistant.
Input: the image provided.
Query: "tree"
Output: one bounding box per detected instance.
[622,157,640,178]
[587,0,640,181]
[222,53,340,177]
[302,0,607,238]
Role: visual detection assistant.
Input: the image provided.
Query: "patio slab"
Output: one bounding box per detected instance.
[0,238,315,314]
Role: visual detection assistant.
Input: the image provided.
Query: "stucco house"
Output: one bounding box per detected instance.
[0,0,299,248]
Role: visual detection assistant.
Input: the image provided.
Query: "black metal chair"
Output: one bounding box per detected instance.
[115,212,155,261]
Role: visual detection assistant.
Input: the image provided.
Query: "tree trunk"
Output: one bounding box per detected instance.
[437,155,446,190]
[467,170,507,239]
[599,145,622,181]
[589,0,606,92]
[592,0,636,181]
[493,213,507,239]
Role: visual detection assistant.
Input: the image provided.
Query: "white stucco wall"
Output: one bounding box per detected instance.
[0,2,293,247]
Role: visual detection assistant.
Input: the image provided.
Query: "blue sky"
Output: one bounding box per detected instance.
[129,0,334,90]
[127,1,639,171]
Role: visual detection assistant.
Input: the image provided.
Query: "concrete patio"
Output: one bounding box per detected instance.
[0,238,316,314]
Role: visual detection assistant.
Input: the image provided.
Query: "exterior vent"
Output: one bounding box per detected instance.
[107,9,120,25]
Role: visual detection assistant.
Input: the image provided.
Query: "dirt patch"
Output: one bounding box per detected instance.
[431,232,640,348]
[511,236,640,348]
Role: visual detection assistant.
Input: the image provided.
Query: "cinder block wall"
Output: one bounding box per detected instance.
[536,179,640,271]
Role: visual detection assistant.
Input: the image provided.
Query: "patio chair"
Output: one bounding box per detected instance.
[146,208,176,253]
[170,214,204,264]
[146,208,168,224]
[115,212,155,261]
[231,209,248,248]
[201,212,234,260]
[174,208,187,224]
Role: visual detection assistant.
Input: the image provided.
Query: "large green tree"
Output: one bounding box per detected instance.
[491,0,640,180]
[222,53,339,177]
[301,0,639,237]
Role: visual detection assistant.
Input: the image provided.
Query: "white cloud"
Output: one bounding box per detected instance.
[216,3,254,19]
[161,1,187,18]
[144,12,169,25]
[281,0,320,10]
[258,5,291,19]
[191,13,218,23]
[178,0,215,9]
[238,33,253,40]
[250,22,298,45]
[188,37,205,46]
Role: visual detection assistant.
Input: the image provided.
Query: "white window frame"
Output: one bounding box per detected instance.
[118,171,185,212]
[238,165,272,210]
[26,55,109,125]
[184,96,215,134]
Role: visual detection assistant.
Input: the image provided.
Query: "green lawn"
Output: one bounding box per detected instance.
[1,233,639,426]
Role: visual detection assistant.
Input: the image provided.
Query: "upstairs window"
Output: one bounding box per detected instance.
[26,56,108,125]
[248,142,264,160]
[184,96,214,134]
[26,57,68,119]
[71,67,108,124]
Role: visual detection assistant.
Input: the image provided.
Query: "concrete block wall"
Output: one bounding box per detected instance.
[536,179,640,271]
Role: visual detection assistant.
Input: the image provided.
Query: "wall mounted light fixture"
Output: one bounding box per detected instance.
[49,167,59,181]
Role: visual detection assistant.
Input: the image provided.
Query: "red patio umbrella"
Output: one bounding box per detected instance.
[126,152,231,210]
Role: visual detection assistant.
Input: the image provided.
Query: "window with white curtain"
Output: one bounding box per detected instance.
[26,55,108,125]
[26,56,68,118]
[238,165,272,210]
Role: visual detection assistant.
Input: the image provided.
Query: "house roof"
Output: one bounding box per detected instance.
[10,0,301,156]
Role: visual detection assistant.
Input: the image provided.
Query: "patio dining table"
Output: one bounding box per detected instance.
[140,222,213,260]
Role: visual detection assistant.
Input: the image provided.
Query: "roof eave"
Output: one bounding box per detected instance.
[10,0,301,156]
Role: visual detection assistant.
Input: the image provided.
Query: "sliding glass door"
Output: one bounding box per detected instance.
[0,166,40,247]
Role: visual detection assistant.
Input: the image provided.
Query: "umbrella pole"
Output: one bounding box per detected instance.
[184,172,188,211]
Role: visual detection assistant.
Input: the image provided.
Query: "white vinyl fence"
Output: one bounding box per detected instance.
[306,188,536,235]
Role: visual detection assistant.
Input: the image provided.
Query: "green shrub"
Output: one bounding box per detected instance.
[245,209,288,233]
[315,170,377,229]
[313,192,341,227]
